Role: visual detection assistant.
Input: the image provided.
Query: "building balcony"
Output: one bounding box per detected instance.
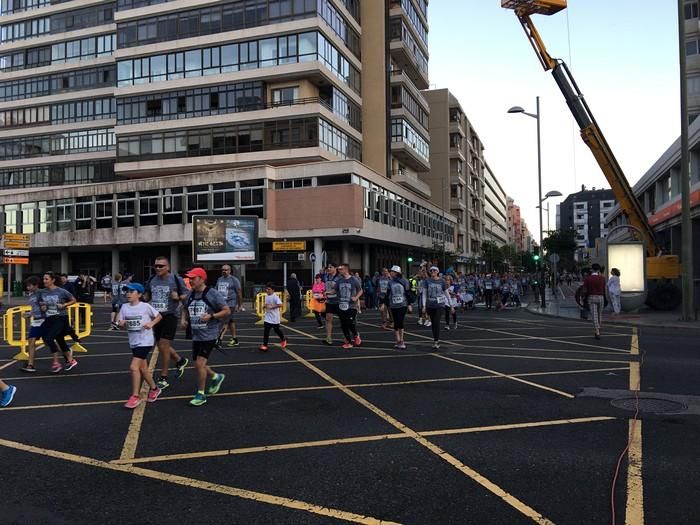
[389,169,431,199]
[390,139,430,172]
[450,197,466,210]
[389,21,429,90]
[449,119,465,137]
[390,68,430,108]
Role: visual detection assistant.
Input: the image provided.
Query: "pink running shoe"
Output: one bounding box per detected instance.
[124,395,141,409]
[353,335,362,347]
[51,362,63,374]
[280,339,288,348]
[259,345,268,352]
[64,359,78,371]
[341,342,353,349]
[147,387,162,403]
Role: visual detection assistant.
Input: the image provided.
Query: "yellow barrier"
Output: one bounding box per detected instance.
[254,291,288,325]
[304,289,317,318]
[3,302,92,361]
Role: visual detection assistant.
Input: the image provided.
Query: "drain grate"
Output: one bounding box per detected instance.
[611,397,687,414]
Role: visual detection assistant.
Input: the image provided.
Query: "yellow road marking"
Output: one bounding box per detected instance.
[626,420,644,525]
[283,349,554,524]
[0,437,398,525]
[284,324,320,340]
[433,353,575,399]
[112,416,616,465]
[0,359,17,370]
[629,363,640,392]
[450,351,631,366]
[119,349,159,463]
[1,367,629,412]
[630,328,639,356]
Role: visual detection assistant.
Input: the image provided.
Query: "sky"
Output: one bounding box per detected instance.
[428,0,681,239]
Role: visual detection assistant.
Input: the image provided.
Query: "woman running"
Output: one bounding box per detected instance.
[421,267,453,350]
[40,272,78,373]
[387,265,410,349]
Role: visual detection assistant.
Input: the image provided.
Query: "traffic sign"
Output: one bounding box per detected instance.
[2,233,29,242]
[3,249,28,257]
[3,256,29,265]
[310,253,316,263]
[549,253,560,264]
[272,241,306,251]
[3,241,29,249]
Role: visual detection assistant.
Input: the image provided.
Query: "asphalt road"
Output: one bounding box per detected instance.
[1,302,698,524]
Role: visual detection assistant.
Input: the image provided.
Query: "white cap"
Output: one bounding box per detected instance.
[429,266,440,272]
[391,265,401,273]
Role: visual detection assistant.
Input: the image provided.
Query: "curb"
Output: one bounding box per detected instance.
[525,302,700,332]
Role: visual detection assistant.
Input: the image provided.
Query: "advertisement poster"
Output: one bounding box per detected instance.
[192,215,258,263]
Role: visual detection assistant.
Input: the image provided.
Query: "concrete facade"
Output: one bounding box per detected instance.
[557,186,616,250]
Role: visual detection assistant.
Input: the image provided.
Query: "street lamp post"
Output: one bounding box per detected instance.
[508,97,546,307]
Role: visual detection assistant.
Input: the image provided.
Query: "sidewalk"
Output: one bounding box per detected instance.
[526,286,700,331]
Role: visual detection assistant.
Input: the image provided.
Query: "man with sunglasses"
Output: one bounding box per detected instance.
[145,256,189,390]
[322,263,341,345]
[215,265,242,347]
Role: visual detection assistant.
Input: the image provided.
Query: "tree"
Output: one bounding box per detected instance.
[500,244,518,269]
[542,229,577,270]
[481,241,503,272]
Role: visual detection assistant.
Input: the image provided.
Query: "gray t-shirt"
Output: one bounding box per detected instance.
[388,278,410,308]
[324,274,341,305]
[41,287,74,317]
[215,275,241,307]
[377,277,391,298]
[146,273,186,315]
[187,287,227,341]
[424,279,449,309]
[118,301,159,349]
[28,291,45,325]
[338,276,362,311]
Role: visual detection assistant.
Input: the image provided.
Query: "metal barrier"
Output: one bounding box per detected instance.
[3,302,92,361]
[254,292,288,325]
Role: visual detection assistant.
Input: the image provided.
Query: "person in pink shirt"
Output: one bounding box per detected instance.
[310,274,326,329]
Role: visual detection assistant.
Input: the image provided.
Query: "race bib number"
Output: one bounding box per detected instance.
[31,319,44,327]
[189,304,207,329]
[46,302,59,316]
[126,316,143,332]
[392,295,404,305]
[339,302,349,311]
[152,302,166,312]
[485,282,492,290]
[313,293,323,300]
[217,283,228,295]
[436,295,446,305]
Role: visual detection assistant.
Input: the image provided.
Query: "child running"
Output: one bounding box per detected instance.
[20,276,44,373]
[259,282,287,352]
[118,283,162,409]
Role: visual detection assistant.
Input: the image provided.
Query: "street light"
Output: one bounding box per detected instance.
[508,96,547,307]
[538,190,562,235]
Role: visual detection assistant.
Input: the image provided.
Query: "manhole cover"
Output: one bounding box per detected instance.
[611,397,687,414]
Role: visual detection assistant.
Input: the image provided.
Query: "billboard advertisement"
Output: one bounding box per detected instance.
[192,215,258,263]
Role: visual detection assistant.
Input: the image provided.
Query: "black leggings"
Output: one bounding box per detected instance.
[338,308,358,340]
[444,306,456,325]
[391,307,407,330]
[42,316,71,355]
[263,322,285,345]
[427,308,443,341]
[484,290,493,308]
[313,311,324,326]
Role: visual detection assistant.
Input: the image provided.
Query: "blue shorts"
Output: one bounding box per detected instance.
[29,324,45,339]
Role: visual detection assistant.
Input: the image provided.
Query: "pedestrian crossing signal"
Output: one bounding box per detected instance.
[533,248,540,261]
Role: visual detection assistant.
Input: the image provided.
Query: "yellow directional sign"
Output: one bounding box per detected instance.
[3,233,29,242]
[4,241,29,249]
[272,241,306,251]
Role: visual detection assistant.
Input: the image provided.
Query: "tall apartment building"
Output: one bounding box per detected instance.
[422,88,487,262]
[684,0,700,122]
[556,186,616,249]
[506,197,522,250]
[0,0,455,283]
[483,161,508,246]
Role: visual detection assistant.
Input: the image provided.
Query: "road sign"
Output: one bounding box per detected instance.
[310,253,316,263]
[272,252,302,262]
[2,233,29,242]
[272,241,306,251]
[549,253,560,264]
[297,253,305,261]
[3,256,29,265]
[3,241,29,249]
[3,249,28,257]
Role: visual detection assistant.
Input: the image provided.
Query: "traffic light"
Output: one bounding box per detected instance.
[533,247,540,261]
[407,255,414,263]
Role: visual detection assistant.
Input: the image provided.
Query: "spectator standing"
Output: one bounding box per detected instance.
[583,263,606,339]
[286,273,302,322]
[608,268,622,315]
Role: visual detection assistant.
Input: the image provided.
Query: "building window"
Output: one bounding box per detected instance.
[686,1,699,19]
[272,86,299,105]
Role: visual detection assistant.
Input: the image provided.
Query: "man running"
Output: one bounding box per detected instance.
[377,268,392,328]
[323,263,341,345]
[181,267,229,407]
[215,265,242,347]
[337,263,363,348]
[145,256,189,390]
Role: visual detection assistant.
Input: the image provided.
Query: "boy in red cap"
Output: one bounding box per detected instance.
[181,267,230,407]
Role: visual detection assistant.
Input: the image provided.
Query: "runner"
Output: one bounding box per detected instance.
[144,256,189,391]
[323,263,341,345]
[40,272,78,373]
[483,273,494,310]
[444,275,458,330]
[181,267,229,407]
[118,283,162,409]
[110,272,123,330]
[388,265,409,349]
[101,273,112,303]
[421,266,452,350]
[310,274,326,329]
[19,276,44,373]
[215,264,242,347]
[337,263,363,349]
[259,282,287,352]
[0,379,17,408]
[377,268,392,328]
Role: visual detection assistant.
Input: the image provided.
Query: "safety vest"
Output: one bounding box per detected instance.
[408,277,417,292]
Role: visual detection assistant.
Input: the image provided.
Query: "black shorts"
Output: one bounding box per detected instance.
[193,340,216,360]
[153,313,178,341]
[131,346,151,359]
[112,303,121,313]
[379,295,389,307]
[325,303,340,315]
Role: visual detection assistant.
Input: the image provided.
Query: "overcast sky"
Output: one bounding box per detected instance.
[428,0,681,238]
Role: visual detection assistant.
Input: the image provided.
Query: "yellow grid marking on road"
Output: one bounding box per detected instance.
[119,349,159,463]
[0,366,630,412]
[630,328,639,356]
[112,416,616,465]
[284,324,320,340]
[449,351,631,365]
[626,420,644,525]
[432,353,575,399]
[0,437,399,525]
[283,348,554,524]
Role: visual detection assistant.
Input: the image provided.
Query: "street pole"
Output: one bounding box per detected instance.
[536,96,546,308]
[679,0,695,320]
